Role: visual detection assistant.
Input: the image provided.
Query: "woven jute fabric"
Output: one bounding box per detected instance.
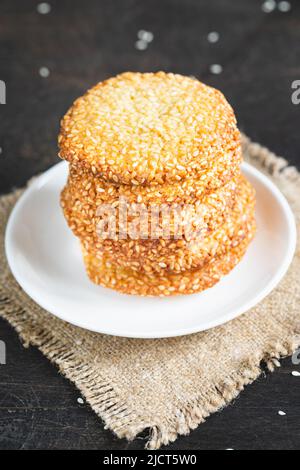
[0,135,299,449]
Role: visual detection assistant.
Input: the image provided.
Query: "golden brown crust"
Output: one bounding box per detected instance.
[61,170,245,244]
[62,175,255,275]
[81,216,256,296]
[59,72,256,296]
[58,72,241,185]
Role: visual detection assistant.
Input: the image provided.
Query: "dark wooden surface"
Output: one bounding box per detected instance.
[0,0,299,450]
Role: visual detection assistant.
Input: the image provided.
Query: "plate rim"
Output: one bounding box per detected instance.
[4,161,297,338]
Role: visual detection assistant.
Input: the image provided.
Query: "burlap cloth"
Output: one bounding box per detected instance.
[0,135,299,449]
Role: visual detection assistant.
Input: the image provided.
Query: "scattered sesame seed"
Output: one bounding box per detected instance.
[207,31,220,43]
[261,0,276,13]
[77,397,84,404]
[37,2,51,14]
[137,30,154,43]
[292,371,300,377]
[278,410,286,416]
[209,64,223,75]
[278,1,291,12]
[39,66,50,78]
[135,40,148,51]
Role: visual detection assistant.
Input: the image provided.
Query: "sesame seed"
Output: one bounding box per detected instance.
[278,1,291,12]
[77,397,84,404]
[209,64,223,75]
[39,66,50,78]
[278,410,286,416]
[292,371,300,377]
[207,31,220,43]
[159,262,167,268]
[135,39,148,51]
[137,30,154,43]
[261,0,276,13]
[37,2,51,14]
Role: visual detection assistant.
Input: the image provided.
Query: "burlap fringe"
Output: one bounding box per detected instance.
[242,134,300,180]
[148,339,300,449]
[1,279,299,449]
[0,135,299,449]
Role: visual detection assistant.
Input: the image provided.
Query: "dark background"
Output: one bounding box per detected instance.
[0,0,299,450]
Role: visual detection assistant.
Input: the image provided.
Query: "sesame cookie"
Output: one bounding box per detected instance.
[59,72,241,186]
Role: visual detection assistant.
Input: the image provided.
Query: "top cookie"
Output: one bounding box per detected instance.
[58,72,241,185]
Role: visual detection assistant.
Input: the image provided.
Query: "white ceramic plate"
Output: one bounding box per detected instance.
[5,162,296,338]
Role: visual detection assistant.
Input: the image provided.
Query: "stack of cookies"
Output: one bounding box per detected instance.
[59,72,256,296]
